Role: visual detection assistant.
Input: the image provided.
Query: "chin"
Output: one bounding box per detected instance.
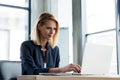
[48,37,52,39]
[47,38,52,40]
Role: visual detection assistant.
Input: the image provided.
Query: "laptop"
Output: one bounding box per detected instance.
[39,42,113,76]
[79,42,113,75]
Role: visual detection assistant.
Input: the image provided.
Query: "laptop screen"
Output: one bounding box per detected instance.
[81,42,113,75]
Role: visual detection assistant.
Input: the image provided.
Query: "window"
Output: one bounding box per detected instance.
[0,0,30,61]
[85,0,117,74]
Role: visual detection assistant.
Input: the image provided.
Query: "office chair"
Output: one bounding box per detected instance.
[0,60,21,80]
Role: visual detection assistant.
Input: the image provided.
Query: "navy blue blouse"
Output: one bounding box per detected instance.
[20,40,60,75]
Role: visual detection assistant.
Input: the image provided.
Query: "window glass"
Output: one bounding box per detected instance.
[0,7,28,60]
[86,0,116,33]
[86,0,117,74]
[0,30,9,60]
[0,0,29,7]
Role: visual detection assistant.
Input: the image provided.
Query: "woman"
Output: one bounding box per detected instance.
[20,12,81,75]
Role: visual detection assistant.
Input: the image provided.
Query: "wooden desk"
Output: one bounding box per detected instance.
[17,75,120,80]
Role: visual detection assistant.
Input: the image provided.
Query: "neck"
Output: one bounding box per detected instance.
[40,39,47,47]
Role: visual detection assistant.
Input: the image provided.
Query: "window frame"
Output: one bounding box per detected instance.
[0,0,31,60]
[0,0,31,39]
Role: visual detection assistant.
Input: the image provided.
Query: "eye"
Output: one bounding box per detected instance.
[46,27,51,29]
[54,28,57,31]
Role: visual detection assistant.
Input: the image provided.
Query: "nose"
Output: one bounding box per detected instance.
[50,28,55,34]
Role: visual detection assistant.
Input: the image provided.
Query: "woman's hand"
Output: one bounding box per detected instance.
[49,63,81,73]
[61,63,81,73]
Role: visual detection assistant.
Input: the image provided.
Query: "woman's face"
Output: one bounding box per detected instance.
[38,20,57,41]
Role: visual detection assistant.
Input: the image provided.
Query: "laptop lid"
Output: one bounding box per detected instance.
[80,42,113,75]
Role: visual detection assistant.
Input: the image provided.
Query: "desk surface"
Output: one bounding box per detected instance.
[17,75,120,80]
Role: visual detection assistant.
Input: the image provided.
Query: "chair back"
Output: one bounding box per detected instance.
[0,61,21,80]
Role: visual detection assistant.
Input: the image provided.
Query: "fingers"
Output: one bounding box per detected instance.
[62,63,81,73]
[73,64,81,73]
[70,64,81,73]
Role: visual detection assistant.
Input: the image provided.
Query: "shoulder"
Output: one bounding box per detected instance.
[21,40,32,45]
[52,45,59,53]
[53,45,59,50]
[47,45,59,51]
[21,40,35,48]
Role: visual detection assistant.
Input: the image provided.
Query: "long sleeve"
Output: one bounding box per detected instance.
[20,41,49,75]
[20,40,60,75]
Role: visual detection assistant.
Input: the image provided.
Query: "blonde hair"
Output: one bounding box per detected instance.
[31,12,59,48]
